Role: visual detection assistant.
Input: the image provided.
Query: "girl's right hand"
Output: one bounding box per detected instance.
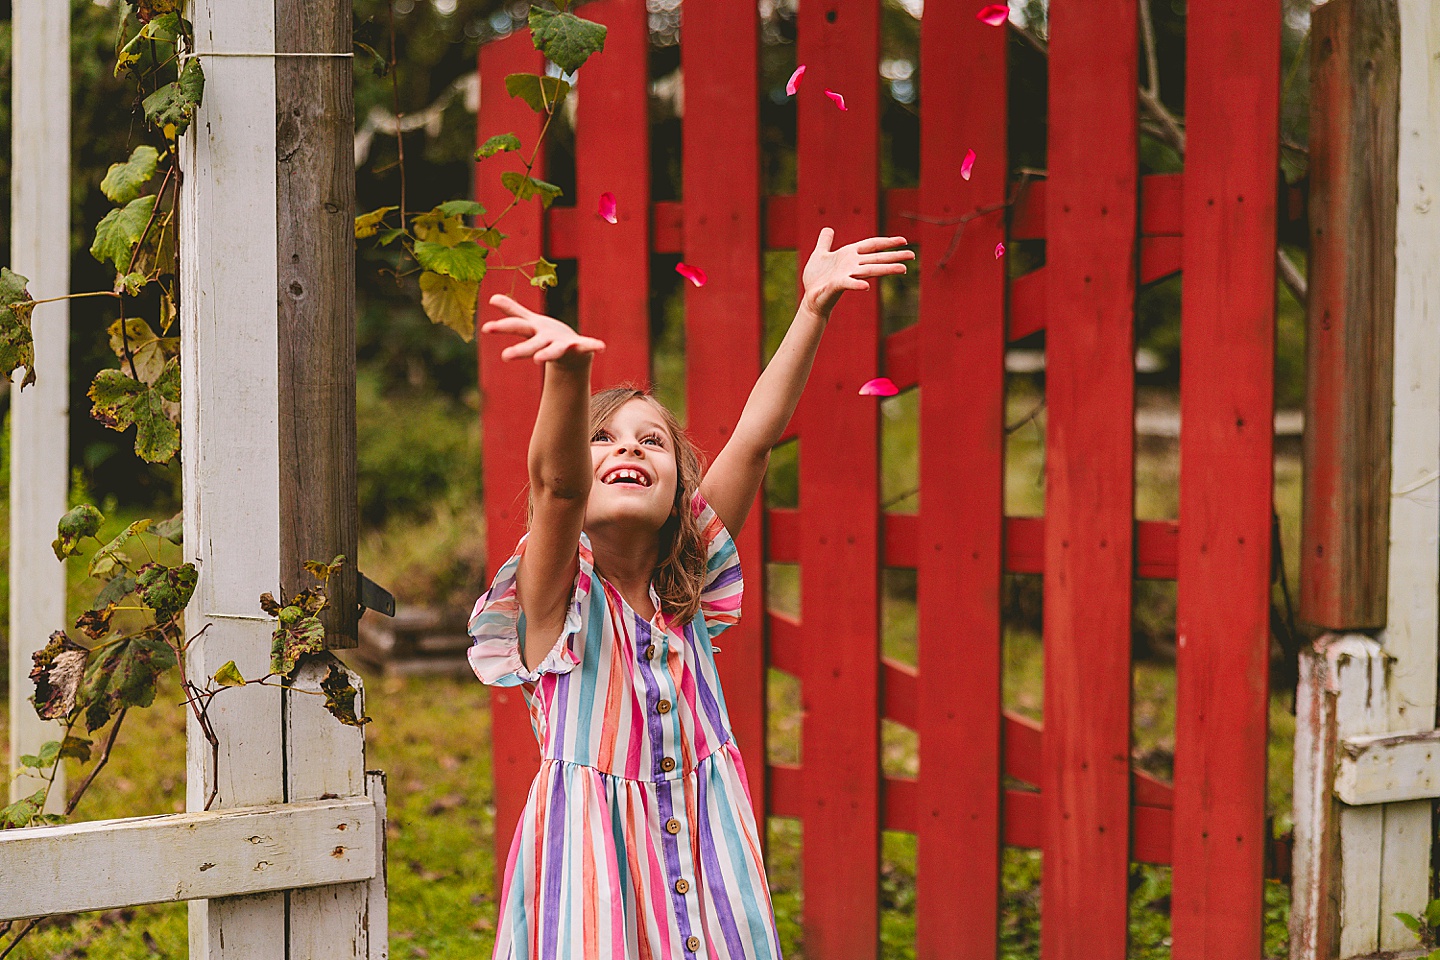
[481,293,607,365]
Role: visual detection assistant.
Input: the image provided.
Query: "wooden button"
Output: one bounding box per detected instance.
[644,644,656,660]
[665,817,680,834]
[675,878,690,894]
[660,756,676,772]
[686,936,700,951]
[657,698,672,714]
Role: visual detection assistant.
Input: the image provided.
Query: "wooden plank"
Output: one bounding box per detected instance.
[179,0,289,952]
[795,0,882,952]
[1171,0,1281,953]
[1336,729,1440,805]
[1376,0,1440,948]
[8,0,70,813]
[476,30,550,903]
[276,0,358,647]
[0,797,376,922]
[1300,0,1398,632]
[680,0,766,826]
[915,5,1007,957]
[1042,0,1139,953]
[574,0,650,389]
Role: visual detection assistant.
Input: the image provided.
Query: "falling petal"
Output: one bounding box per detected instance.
[676,262,708,288]
[859,377,899,397]
[786,65,806,97]
[824,88,848,111]
[598,192,617,224]
[961,149,976,181]
[977,4,1009,26]
[995,241,1006,259]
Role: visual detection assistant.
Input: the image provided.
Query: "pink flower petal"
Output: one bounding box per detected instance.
[786,65,806,97]
[977,4,1009,26]
[961,149,976,181]
[859,377,899,397]
[598,191,617,224]
[994,241,1006,259]
[824,88,848,111]
[676,262,708,288]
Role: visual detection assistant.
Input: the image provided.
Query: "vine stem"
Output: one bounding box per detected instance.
[65,708,128,815]
[21,290,121,307]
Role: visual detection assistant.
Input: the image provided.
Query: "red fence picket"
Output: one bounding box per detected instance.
[477,0,1281,953]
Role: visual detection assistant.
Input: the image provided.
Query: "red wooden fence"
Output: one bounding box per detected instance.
[476,1,1281,956]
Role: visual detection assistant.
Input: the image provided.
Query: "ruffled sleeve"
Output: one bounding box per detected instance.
[466,533,594,687]
[692,491,743,637]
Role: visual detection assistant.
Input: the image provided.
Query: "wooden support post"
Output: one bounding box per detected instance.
[181,0,377,954]
[1300,0,1399,632]
[7,0,70,813]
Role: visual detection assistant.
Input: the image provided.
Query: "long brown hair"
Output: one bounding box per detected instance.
[530,385,709,624]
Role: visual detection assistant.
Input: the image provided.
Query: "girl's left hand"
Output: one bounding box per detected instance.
[800,228,914,319]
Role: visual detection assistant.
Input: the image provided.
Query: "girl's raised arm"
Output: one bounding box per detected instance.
[482,293,606,671]
[699,228,913,535]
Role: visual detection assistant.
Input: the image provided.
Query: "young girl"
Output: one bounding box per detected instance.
[469,227,913,958]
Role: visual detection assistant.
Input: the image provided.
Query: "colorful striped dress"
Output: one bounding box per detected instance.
[468,491,785,960]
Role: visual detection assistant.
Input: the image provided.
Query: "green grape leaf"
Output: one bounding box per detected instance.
[151,510,183,545]
[135,561,198,620]
[91,194,157,273]
[93,574,139,612]
[418,271,479,342]
[59,736,93,762]
[1396,912,1421,934]
[78,633,177,732]
[115,12,186,78]
[88,518,151,580]
[475,133,521,159]
[530,257,559,288]
[376,228,406,247]
[107,318,179,387]
[142,58,205,138]
[30,631,89,721]
[475,227,508,249]
[1,790,47,828]
[354,205,398,240]
[411,207,476,247]
[436,199,486,218]
[101,145,160,205]
[302,555,346,584]
[527,8,607,75]
[213,660,246,688]
[271,612,326,676]
[88,358,181,463]
[53,504,104,560]
[1427,898,1440,929]
[116,272,148,296]
[500,171,563,208]
[321,663,371,727]
[19,740,62,769]
[135,0,180,24]
[1,268,38,389]
[503,72,570,113]
[414,240,488,283]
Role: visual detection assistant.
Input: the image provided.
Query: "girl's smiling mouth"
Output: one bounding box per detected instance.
[601,465,652,487]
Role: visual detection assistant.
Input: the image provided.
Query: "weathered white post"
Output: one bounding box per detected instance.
[180,0,379,954]
[8,0,70,812]
[1292,0,1440,954]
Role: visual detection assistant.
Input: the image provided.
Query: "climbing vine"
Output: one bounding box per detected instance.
[0,2,602,932]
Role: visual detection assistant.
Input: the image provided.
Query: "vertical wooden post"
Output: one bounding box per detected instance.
[1171,0,1281,956]
[276,0,359,646]
[681,0,765,822]
[915,5,1006,958]
[574,0,650,390]
[1042,0,1138,955]
[7,0,69,813]
[1300,0,1398,633]
[795,0,882,954]
[476,31,549,899]
[181,0,376,953]
[1375,0,1439,946]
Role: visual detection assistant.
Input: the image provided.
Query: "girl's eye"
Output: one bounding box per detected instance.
[642,436,662,446]
[591,432,610,443]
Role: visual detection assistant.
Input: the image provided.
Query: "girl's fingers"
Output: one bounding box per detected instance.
[858,250,916,264]
[812,226,836,257]
[844,278,871,291]
[488,293,544,322]
[852,263,910,279]
[574,336,608,353]
[500,333,549,361]
[854,235,908,254]
[481,317,536,336]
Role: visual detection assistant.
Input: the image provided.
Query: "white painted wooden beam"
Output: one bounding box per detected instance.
[7,0,70,813]
[0,797,377,922]
[1337,730,1440,805]
[1374,0,1440,949]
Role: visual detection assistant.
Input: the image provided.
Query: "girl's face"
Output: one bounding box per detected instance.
[586,398,680,533]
